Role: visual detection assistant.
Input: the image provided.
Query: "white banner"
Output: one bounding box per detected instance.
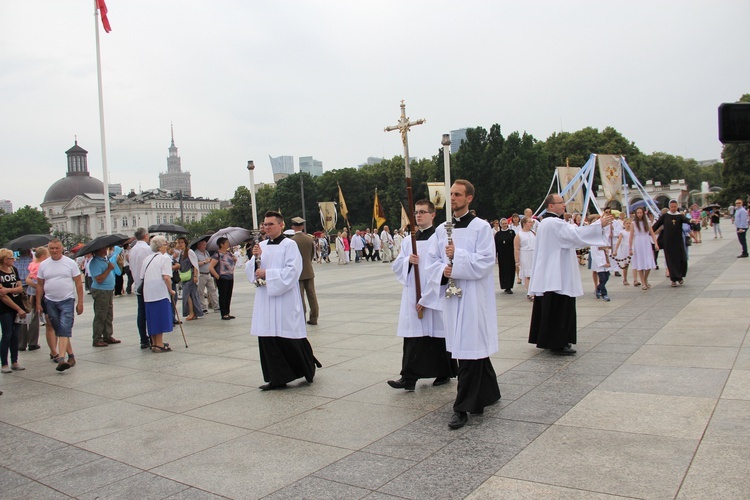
[598,155,622,204]
[556,166,583,215]
[427,182,446,209]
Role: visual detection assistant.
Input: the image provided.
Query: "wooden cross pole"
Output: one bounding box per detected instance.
[385,100,426,319]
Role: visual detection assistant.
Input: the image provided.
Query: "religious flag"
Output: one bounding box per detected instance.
[373,189,386,230]
[427,182,446,209]
[400,203,410,232]
[97,0,112,33]
[598,154,623,204]
[318,202,337,233]
[337,183,349,222]
[556,165,583,215]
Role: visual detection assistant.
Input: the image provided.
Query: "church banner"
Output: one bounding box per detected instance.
[556,166,583,215]
[318,202,337,233]
[427,182,446,209]
[598,154,623,205]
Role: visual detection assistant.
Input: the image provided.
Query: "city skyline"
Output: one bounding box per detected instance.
[2,1,748,209]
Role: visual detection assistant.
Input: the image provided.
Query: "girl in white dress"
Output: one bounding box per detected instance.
[629,208,659,290]
[613,218,633,285]
[513,216,536,300]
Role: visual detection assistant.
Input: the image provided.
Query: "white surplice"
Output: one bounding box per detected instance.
[246,238,306,339]
[392,233,444,338]
[426,217,498,360]
[528,216,608,298]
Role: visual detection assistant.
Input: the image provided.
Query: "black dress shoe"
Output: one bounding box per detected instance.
[28,345,41,351]
[259,383,287,391]
[448,411,468,429]
[504,289,513,294]
[432,377,450,386]
[387,378,416,391]
[550,346,577,355]
[306,320,317,325]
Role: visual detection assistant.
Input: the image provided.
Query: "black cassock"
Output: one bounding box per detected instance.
[494,229,516,291]
[652,212,690,282]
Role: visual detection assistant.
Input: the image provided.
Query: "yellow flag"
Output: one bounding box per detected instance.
[337,183,349,221]
[400,203,410,231]
[373,190,386,230]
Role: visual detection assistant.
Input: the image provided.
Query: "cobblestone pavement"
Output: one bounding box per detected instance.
[1,235,748,499]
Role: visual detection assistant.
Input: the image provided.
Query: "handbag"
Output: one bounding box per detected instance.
[179,269,192,282]
[20,291,32,313]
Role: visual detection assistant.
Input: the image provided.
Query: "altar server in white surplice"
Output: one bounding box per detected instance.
[426,180,501,430]
[247,211,320,391]
[387,200,457,392]
[528,194,613,355]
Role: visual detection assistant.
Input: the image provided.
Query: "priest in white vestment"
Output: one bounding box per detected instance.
[387,200,457,392]
[426,181,501,430]
[247,211,320,390]
[528,194,613,355]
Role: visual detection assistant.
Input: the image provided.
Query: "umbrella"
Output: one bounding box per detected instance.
[207,227,252,251]
[4,234,54,251]
[702,204,721,212]
[628,200,659,212]
[189,234,212,250]
[74,234,132,257]
[148,223,188,234]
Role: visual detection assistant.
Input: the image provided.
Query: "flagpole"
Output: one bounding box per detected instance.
[94,0,112,235]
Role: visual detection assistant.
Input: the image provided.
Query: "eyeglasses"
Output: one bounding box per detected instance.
[414,210,432,215]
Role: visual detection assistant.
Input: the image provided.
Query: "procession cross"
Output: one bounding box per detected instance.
[385,100,426,319]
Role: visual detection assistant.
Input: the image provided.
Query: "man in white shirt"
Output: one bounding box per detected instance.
[528,194,613,355]
[380,225,395,263]
[129,228,153,349]
[37,239,84,372]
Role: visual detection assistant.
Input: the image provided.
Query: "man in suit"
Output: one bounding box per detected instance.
[290,217,319,325]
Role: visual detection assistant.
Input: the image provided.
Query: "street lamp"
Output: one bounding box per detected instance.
[246,160,258,232]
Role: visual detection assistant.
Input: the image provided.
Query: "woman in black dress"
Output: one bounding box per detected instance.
[494,218,516,294]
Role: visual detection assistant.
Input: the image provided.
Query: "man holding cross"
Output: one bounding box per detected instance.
[387,199,457,391]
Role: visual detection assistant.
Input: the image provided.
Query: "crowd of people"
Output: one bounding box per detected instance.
[1,192,747,423]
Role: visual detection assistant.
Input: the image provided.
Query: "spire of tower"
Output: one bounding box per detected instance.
[170,122,175,147]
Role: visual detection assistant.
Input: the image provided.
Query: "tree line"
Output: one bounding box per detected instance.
[180,121,734,240]
[3,103,748,245]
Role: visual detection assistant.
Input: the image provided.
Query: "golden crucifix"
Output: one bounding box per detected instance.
[385,100,426,317]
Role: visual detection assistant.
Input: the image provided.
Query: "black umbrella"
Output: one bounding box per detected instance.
[702,204,721,212]
[148,223,188,234]
[74,234,132,257]
[4,234,54,251]
[189,234,212,250]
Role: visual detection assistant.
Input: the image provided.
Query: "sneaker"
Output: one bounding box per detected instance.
[11,363,25,371]
[1,366,11,373]
[602,295,610,302]
[595,290,601,299]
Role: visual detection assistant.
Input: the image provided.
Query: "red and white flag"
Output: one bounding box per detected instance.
[97,0,112,33]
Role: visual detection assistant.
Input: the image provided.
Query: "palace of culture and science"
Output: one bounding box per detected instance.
[41,128,222,240]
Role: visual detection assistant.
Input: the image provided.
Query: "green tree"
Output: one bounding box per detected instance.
[271,173,320,231]
[228,186,255,229]
[0,205,52,245]
[719,93,750,205]
[51,231,89,250]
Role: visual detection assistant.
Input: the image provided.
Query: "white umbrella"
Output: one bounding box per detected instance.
[206,227,252,251]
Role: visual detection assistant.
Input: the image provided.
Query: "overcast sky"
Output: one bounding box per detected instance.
[2,1,748,210]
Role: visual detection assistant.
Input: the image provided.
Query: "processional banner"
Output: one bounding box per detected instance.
[318,202,337,232]
[556,166,583,215]
[598,155,623,205]
[427,182,446,209]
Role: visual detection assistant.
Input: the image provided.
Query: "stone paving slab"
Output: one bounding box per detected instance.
[0,235,748,498]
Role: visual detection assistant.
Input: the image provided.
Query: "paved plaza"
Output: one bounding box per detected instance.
[1,235,749,499]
